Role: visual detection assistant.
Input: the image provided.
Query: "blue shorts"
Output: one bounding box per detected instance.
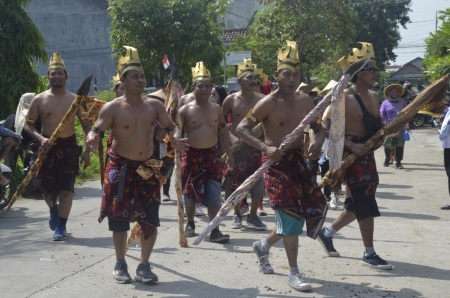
[184,179,222,208]
[275,210,305,236]
[224,176,265,199]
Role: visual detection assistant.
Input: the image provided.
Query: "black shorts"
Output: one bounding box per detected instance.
[344,185,380,221]
[59,174,76,192]
[107,201,160,232]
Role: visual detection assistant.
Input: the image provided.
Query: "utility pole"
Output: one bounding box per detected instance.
[436,11,438,31]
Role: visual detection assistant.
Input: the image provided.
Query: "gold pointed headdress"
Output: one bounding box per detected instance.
[117,46,143,77]
[112,73,121,89]
[254,65,268,85]
[49,52,65,70]
[338,42,376,72]
[277,40,300,72]
[191,61,211,83]
[237,58,255,79]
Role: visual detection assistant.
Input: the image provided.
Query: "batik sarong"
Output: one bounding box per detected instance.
[344,135,379,194]
[36,134,80,201]
[262,147,327,239]
[181,145,222,204]
[99,150,165,239]
[223,143,262,191]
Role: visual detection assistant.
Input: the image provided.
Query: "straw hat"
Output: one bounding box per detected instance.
[296,81,320,93]
[383,83,405,98]
[318,80,338,96]
[310,87,321,94]
[148,89,167,102]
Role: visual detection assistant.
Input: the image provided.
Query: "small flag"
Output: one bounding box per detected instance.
[162,54,170,69]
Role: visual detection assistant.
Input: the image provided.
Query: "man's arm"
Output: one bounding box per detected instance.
[76,107,93,169]
[236,96,283,160]
[221,95,233,123]
[24,96,50,149]
[85,102,114,152]
[217,107,234,169]
[155,100,189,152]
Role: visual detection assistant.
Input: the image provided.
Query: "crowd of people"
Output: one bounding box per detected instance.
[2,39,449,294]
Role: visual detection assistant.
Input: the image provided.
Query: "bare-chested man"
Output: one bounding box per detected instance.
[178,82,217,216]
[174,61,235,243]
[317,42,393,270]
[222,59,266,230]
[237,41,327,292]
[87,46,187,284]
[25,52,91,241]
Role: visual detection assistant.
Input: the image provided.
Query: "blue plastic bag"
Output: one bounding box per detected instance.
[404,131,410,141]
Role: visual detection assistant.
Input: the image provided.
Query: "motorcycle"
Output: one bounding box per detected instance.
[1,114,41,197]
[0,163,16,210]
[0,159,17,210]
[410,113,437,128]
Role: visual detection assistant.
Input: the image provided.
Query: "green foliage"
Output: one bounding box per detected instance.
[423,8,450,81]
[230,0,356,83]
[0,0,47,119]
[239,0,411,80]
[108,0,230,87]
[73,118,110,183]
[97,89,117,102]
[345,0,411,68]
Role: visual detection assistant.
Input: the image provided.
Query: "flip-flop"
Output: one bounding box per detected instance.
[0,177,10,186]
[440,205,450,210]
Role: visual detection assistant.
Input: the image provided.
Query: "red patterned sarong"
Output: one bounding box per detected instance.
[37,134,80,201]
[224,143,262,191]
[181,145,222,203]
[262,148,327,239]
[344,135,379,196]
[99,150,161,239]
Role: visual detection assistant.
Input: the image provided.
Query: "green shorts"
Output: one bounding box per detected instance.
[274,210,305,236]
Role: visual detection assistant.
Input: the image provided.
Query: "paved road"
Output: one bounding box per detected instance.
[1,126,448,298]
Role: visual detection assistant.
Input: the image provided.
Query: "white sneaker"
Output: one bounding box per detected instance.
[288,273,312,292]
[231,215,242,229]
[195,204,204,216]
[329,194,339,210]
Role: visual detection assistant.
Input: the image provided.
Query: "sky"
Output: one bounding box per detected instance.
[392,0,450,65]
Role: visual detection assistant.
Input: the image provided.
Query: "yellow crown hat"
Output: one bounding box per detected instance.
[338,42,375,72]
[191,61,211,83]
[116,46,143,77]
[277,40,300,72]
[254,64,268,85]
[237,58,255,79]
[112,73,122,90]
[48,52,65,70]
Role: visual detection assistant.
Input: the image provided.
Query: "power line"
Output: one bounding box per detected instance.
[226,10,250,21]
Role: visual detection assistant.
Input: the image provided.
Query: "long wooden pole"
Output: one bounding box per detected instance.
[168,56,188,247]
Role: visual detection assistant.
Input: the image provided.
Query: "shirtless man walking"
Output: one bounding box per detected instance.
[175,62,235,243]
[25,52,91,241]
[222,59,266,230]
[87,46,187,284]
[317,42,393,270]
[237,41,327,292]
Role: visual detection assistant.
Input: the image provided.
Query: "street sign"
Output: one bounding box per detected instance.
[225,51,251,65]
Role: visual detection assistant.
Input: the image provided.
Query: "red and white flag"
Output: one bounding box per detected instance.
[162,54,170,69]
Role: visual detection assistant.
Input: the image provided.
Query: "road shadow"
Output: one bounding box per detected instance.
[381,210,440,220]
[376,191,414,201]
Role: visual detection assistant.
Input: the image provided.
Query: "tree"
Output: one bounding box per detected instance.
[0,0,47,119]
[255,0,411,73]
[108,0,229,88]
[423,8,450,81]
[232,0,356,84]
[345,0,411,68]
